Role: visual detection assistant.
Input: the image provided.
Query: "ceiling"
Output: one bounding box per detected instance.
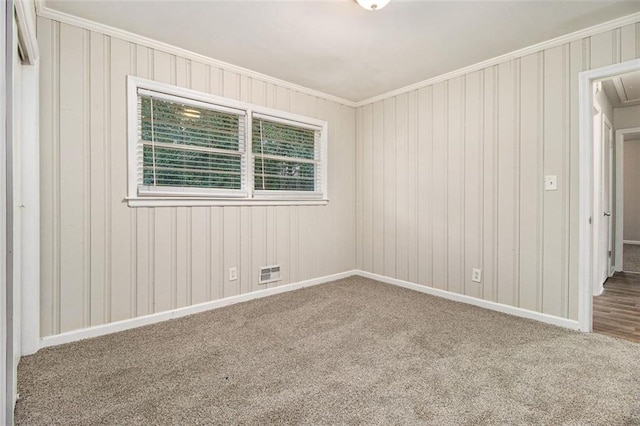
[45,0,640,102]
[602,70,640,108]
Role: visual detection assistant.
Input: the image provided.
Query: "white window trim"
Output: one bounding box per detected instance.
[126,76,329,207]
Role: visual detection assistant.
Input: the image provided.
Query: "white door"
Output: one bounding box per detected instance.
[600,116,614,285]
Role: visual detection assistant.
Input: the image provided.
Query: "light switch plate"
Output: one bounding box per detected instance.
[545,175,558,191]
[472,268,482,283]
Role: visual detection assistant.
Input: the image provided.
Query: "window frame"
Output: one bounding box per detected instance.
[127,76,329,207]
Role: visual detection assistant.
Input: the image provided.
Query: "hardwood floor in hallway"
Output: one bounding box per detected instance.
[593,272,640,343]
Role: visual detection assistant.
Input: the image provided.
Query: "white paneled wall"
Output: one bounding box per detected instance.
[356,23,640,321]
[38,17,356,337]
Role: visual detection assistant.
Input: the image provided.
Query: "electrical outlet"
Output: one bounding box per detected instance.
[229,267,237,281]
[472,268,482,283]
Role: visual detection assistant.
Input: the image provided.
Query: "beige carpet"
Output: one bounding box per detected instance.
[16,276,640,424]
[624,243,640,273]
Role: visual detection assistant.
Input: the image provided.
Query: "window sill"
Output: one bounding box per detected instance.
[125,197,329,207]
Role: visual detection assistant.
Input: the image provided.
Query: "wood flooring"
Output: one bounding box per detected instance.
[593,272,640,343]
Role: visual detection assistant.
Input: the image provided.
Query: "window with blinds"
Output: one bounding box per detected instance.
[252,115,322,198]
[127,76,328,205]
[136,89,247,197]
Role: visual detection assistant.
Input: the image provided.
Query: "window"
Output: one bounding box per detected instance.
[252,115,322,199]
[127,76,328,206]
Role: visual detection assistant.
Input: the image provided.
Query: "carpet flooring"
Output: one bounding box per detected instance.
[624,243,640,273]
[16,276,640,425]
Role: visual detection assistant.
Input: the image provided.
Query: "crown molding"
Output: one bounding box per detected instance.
[354,11,640,107]
[35,2,358,108]
[33,3,640,109]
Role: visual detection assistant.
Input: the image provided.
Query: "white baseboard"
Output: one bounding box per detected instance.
[355,270,581,331]
[40,270,358,349]
[623,240,640,245]
[39,268,583,350]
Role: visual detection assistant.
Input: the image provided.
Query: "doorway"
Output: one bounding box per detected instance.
[586,67,640,342]
[591,98,614,295]
[578,59,640,334]
[615,127,640,274]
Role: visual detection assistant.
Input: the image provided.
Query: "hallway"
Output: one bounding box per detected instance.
[593,272,640,343]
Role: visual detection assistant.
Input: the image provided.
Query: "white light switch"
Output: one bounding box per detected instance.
[545,175,558,191]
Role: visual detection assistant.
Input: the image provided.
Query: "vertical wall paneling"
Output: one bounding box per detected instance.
[417,87,433,288]
[361,104,373,273]
[39,17,356,338]
[518,53,542,312]
[38,17,55,336]
[447,77,464,296]
[395,94,409,281]
[407,91,418,284]
[382,98,396,277]
[542,46,565,317]
[496,61,517,307]
[59,23,86,332]
[464,71,483,299]
[89,32,108,325]
[567,40,585,320]
[431,83,447,290]
[371,101,384,276]
[591,31,616,68]
[561,44,571,319]
[354,22,638,321]
[111,38,136,321]
[355,107,363,270]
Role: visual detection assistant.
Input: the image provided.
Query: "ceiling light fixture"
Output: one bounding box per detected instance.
[356,0,391,11]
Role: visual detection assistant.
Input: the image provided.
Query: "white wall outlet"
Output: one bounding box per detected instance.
[544,175,558,191]
[229,267,238,281]
[472,268,482,283]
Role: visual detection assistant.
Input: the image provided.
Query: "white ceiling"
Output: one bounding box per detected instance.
[46,0,640,102]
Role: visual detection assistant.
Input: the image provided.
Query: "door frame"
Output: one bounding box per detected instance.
[578,58,640,332]
[615,127,640,272]
[602,114,614,279]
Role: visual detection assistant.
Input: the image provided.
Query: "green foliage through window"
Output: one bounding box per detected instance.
[252,118,318,192]
[140,95,243,190]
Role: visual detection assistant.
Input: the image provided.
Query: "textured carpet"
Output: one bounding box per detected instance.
[624,244,640,273]
[16,277,640,425]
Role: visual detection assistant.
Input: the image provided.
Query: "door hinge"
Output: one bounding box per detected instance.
[589,216,592,225]
[608,250,612,258]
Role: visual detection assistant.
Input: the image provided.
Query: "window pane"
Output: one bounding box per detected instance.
[252,119,315,160]
[143,146,242,189]
[141,96,241,151]
[253,157,315,191]
[139,94,244,192]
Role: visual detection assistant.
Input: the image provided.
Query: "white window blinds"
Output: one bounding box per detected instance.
[127,76,328,205]
[136,89,247,197]
[252,114,322,198]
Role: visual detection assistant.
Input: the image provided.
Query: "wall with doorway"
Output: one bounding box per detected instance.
[623,140,640,242]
